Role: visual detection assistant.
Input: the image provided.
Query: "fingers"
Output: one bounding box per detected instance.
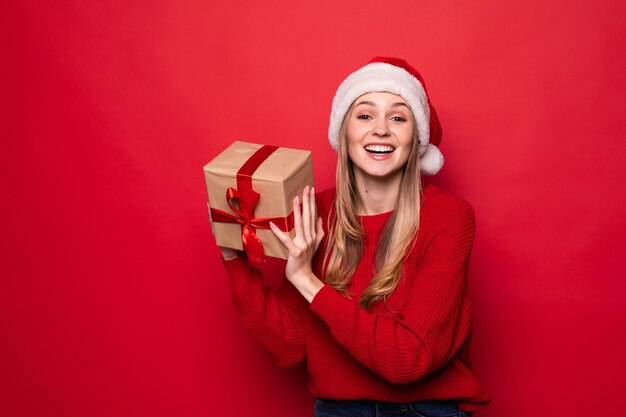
[220,247,239,261]
[315,217,325,247]
[293,194,303,242]
[302,186,312,242]
[207,202,215,236]
[310,187,317,236]
[272,185,321,258]
[270,221,300,255]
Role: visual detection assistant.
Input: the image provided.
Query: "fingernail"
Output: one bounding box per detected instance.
[269,221,275,228]
[311,186,315,193]
[295,196,300,204]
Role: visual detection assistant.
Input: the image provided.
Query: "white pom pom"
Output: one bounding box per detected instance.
[419,143,444,175]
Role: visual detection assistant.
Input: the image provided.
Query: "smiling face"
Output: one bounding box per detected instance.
[345,92,416,182]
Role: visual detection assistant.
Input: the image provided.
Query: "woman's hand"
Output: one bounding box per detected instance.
[270,186,325,302]
[220,247,240,261]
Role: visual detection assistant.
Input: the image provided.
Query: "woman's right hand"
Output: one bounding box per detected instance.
[220,247,240,261]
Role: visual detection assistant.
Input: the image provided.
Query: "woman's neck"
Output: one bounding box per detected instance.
[353,169,403,215]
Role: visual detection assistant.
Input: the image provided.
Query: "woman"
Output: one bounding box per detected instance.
[219,57,491,416]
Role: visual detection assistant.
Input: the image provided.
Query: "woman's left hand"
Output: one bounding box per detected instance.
[270,185,325,291]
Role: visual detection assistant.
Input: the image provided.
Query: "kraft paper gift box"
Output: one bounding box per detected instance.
[203,141,314,264]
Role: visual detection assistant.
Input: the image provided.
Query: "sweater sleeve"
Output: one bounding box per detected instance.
[222,255,307,368]
[309,198,476,384]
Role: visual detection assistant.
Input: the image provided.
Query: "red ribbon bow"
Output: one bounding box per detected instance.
[210,145,294,265]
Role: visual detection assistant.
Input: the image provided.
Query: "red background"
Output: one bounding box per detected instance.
[2,1,625,416]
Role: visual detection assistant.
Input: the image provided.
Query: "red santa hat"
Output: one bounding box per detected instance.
[328,56,444,175]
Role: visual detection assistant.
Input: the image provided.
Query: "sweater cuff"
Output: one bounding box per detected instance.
[221,254,260,280]
[309,284,349,327]
[221,253,246,271]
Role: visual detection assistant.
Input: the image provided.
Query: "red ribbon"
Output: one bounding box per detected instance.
[210,145,294,265]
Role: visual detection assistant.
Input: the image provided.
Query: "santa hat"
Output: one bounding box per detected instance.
[328,56,444,175]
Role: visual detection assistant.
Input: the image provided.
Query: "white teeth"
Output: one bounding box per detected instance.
[364,145,395,153]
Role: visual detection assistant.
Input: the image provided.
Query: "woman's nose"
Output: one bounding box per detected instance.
[373,118,390,136]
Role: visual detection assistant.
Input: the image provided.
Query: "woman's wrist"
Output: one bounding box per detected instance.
[289,272,325,303]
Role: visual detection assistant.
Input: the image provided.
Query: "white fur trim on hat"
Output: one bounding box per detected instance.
[328,62,442,175]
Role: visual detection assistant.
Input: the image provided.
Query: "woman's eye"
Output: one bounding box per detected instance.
[357,115,372,120]
[392,116,406,122]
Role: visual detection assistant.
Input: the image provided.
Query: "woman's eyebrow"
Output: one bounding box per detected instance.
[354,101,409,108]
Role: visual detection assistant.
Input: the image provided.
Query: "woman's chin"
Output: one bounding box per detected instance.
[355,165,405,182]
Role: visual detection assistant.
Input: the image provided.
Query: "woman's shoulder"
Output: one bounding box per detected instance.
[421,184,476,225]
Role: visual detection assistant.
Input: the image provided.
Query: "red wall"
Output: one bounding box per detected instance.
[2,1,625,416]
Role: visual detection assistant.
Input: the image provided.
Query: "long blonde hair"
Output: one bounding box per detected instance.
[323,103,423,311]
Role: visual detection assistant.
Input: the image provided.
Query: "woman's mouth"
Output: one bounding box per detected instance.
[364,144,395,154]
[364,144,395,161]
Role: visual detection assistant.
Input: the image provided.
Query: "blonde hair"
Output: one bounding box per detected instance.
[323,103,423,311]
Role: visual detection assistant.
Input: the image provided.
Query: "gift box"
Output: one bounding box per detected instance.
[203,141,314,264]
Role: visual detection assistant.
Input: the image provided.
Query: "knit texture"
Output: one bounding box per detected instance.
[221,184,491,412]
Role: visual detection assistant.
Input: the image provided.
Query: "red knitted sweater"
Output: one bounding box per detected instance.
[221,184,491,412]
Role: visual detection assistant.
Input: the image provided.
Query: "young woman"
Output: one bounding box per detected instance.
[219,57,491,416]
